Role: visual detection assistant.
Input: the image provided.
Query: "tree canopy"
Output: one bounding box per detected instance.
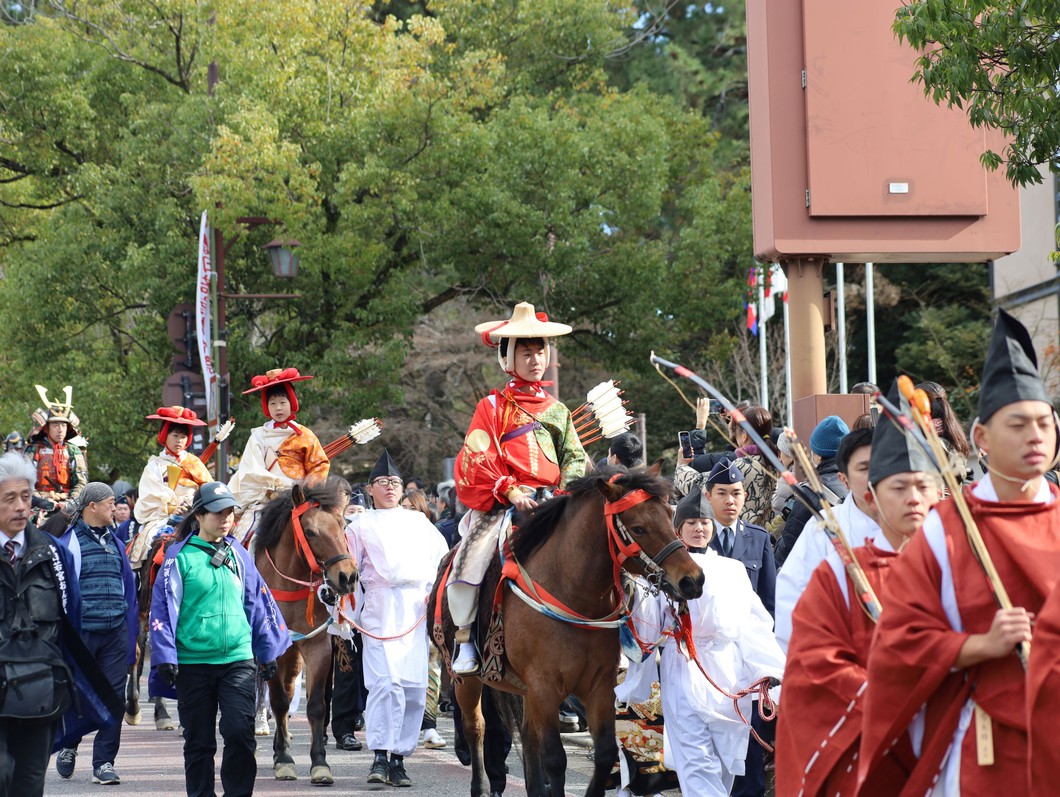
[0,0,756,478]
[894,0,1060,187]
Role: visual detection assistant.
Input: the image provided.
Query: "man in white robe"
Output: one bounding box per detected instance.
[346,449,448,788]
[620,546,785,796]
[773,426,878,651]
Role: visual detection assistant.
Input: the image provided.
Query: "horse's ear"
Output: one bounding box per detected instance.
[291,481,306,506]
[647,458,665,477]
[595,477,623,502]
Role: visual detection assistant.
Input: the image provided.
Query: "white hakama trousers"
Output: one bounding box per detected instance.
[363,637,427,757]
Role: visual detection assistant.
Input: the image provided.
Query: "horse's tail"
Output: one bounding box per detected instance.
[488,687,523,740]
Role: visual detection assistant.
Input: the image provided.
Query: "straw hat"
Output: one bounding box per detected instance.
[475,302,571,375]
[475,302,572,342]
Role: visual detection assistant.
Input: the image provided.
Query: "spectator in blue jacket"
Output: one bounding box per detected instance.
[54,482,138,786]
[149,482,290,797]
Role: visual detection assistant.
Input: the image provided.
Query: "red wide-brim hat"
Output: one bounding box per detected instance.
[242,367,315,395]
[145,406,207,426]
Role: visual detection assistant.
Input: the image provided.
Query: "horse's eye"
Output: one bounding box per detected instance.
[631,526,647,536]
[303,528,317,538]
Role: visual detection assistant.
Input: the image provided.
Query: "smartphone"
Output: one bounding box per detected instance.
[678,431,694,459]
[709,399,724,414]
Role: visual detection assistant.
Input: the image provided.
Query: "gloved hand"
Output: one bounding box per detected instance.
[768,676,782,689]
[319,586,337,606]
[159,663,179,687]
[260,660,278,681]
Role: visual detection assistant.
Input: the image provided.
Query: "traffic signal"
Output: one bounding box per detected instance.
[167,303,197,372]
[164,303,208,451]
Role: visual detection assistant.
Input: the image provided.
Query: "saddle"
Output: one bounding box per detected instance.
[432,523,525,690]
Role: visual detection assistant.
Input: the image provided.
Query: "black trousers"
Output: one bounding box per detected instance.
[453,686,512,794]
[331,634,367,738]
[0,719,53,797]
[69,622,128,767]
[176,661,257,797]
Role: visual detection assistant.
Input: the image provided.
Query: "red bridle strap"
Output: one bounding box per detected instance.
[291,500,321,575]
[603,488,652,567]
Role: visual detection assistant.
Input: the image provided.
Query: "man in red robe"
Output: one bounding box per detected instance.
[857,309,1060,796]
[775,382,938,796]
[1027,578,1060,793]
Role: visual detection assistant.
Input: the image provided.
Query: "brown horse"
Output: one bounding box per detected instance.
[429,464,705,797]
[254,481,358,785]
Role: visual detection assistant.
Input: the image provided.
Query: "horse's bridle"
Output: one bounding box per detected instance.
[289,500,353,590]
[603,481,686,595]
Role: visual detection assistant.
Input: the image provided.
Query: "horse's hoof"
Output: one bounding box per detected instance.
[309,765,334,785]
[155,716,176,731]
[274,763,298,781]
[125,710,142,726]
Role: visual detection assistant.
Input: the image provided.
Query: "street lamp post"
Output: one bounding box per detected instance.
[212,216,300,480]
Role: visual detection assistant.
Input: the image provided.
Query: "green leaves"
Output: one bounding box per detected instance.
[0,0,755,476]
[894,0,1060,186]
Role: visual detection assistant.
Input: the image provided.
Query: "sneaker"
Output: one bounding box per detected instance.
[255,706,271,736]
[421,728,446,749]
[367,757,389,784]
[56,748,77,779]
[388,761,412,787]
[559,711,580,732]
[92,763,121,785]
[337,732,363,751]
[452,642,480,675]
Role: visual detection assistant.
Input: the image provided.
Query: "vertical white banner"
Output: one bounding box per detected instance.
[196,211,216,422]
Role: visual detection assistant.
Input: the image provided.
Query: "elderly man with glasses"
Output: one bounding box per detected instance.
[345,449,448,788]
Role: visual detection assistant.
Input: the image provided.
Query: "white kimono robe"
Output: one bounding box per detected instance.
[228,423,300,542]
[622,551,785,796]
[774,492,880,651]
[129,450,205,565]
[347,507,449,756]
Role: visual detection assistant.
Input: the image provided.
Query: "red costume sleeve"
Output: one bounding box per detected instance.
[857,531,969,796]
[1027,583,1060,794]
[454,397,515,512]
[776,562,867,797]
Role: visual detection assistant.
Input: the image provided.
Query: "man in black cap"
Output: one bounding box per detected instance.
[704,459,776,616]
[859,309,1060,795]
[702,458,776,797]
[346,449,448,788]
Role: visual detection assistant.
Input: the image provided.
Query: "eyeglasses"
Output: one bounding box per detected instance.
[371,478,402,488]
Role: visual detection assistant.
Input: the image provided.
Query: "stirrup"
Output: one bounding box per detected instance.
[452,642,480,675]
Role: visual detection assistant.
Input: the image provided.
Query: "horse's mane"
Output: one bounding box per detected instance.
[255,479,346,551]
[509,465,671,561]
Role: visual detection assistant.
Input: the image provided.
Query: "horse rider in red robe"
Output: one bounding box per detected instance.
[448,302,587,675]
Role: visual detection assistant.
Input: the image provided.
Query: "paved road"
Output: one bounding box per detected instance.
[42,706,608,796]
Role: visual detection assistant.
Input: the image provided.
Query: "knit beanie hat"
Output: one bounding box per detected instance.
[72,482,115,521]
[777,433,794,459]
[810,415,849,458]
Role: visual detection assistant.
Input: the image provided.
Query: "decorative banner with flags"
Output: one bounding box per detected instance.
[745,265,759,336]
[196,211,217,422]
[760,264,788,325]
